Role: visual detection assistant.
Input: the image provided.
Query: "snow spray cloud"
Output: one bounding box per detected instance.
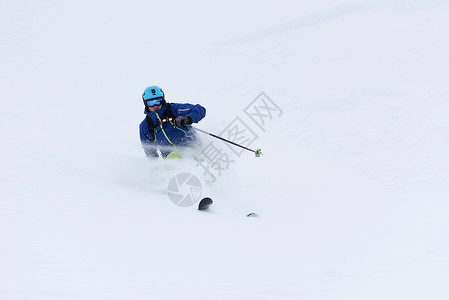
[194,92,283,182]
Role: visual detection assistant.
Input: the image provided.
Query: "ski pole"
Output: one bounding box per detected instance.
[191,126,262,157]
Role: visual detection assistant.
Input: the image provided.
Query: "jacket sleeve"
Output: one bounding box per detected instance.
[139,120,157,158]
[170,103,206,124]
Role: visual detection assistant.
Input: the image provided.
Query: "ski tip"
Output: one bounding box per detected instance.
[198,197,213,210]
[247,213,258,217]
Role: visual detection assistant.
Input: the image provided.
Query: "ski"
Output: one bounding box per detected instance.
[198,197,213,210]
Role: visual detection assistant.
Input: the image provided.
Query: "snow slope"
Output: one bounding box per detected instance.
[2,0,449,299]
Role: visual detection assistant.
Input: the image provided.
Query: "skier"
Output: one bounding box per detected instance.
[139,86,206,158]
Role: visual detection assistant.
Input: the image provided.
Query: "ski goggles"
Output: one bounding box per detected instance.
[144,97,163,107]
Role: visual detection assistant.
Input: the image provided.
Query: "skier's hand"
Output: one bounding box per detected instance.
[174,116,192,127]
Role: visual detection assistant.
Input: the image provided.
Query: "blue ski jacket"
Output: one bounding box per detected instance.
[139,101,206,158]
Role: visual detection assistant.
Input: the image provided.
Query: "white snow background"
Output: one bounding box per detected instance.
[1,0,449,299]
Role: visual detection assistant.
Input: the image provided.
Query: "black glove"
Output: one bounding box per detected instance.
[174,116,192,127]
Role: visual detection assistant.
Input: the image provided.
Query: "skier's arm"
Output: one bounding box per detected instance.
[139,123,157,158]
[171,103,206,124]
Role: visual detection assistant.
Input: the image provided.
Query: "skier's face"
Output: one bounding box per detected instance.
[147,104,162,112]
[144,97,163,112]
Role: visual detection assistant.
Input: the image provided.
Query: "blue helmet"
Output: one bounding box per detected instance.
[142,86,164,101]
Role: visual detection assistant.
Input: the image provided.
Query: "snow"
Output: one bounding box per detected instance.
[1,0,449,299]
